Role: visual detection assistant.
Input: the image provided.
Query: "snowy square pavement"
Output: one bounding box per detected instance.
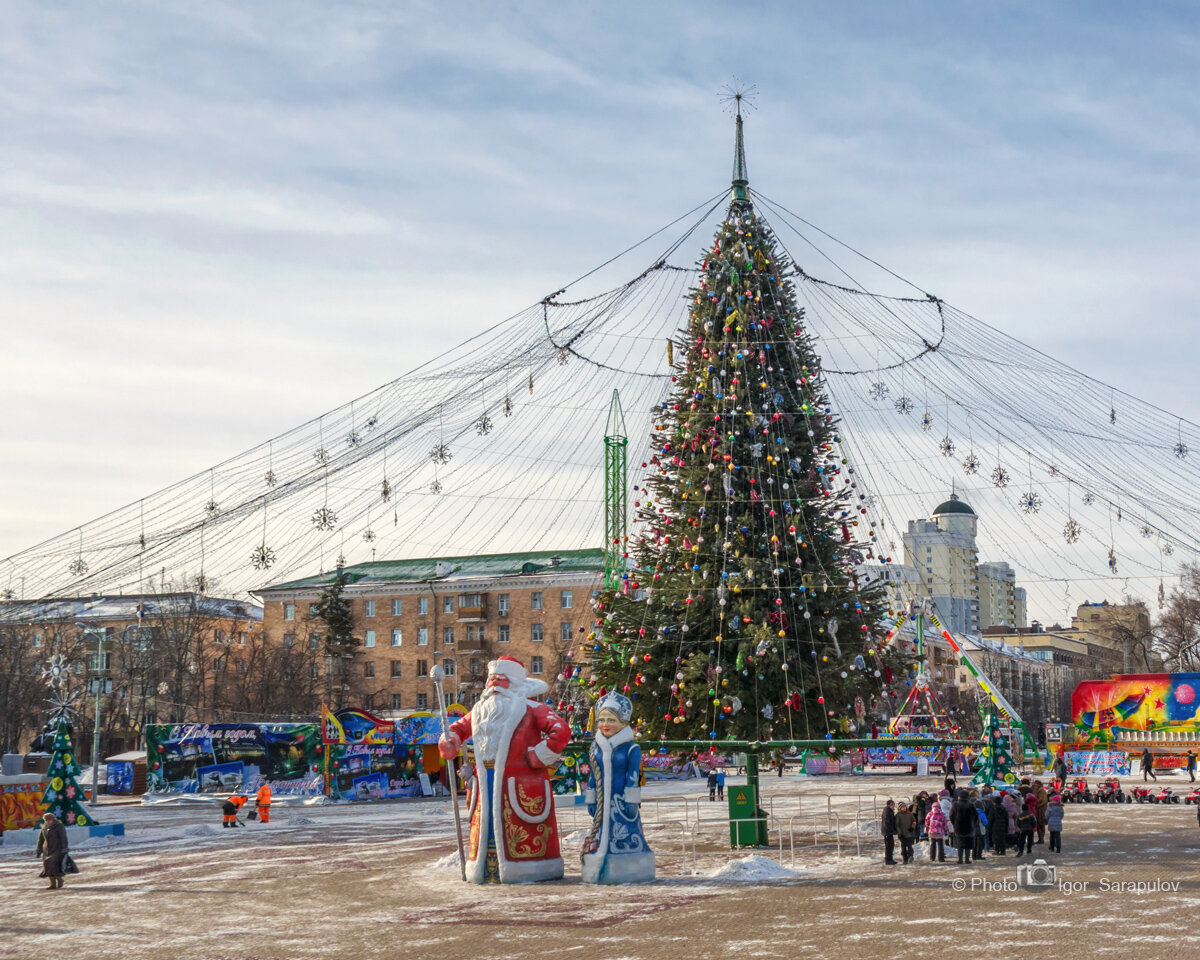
[2,773,1199,960]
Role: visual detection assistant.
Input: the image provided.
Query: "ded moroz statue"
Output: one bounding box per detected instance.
[581,692,655,884]
[438,656,571,883]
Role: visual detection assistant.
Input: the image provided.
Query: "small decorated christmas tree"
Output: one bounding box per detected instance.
[40,718,97,827]
[972,713,1017,787]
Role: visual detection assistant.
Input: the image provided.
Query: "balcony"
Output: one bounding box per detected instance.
[458,635,492,654]
[457,596,487,622]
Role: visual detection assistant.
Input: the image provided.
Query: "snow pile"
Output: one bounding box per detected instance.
[703,855,804,883]
[560,829,588,844]
[431,852,462,870]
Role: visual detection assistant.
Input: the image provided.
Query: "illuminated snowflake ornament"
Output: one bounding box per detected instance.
[1175,441,1189,460]
[475,414,493,436]
[1140,524,1153,538]
[366,416,378,431]
[504,396,514,417]
[204,499,220,518]
[314,447,330,466]
[193,573,208,594]
[1018,491,1042,514]
[42,654,70,689]
[250,544,276,571]
[894,396,914,415]
[869,382,889,401]
[264,469,277,488]
[68,557,88,577]
[1163,542,1175,557]
[429,443,452,465]
[1063,519,1081,544]
[380,479,392,502]
[430,479,443,495]
[991,466,1009,488]
[939,436,955,457]
[962,453,980,475]
[362,528,376,543]
[312,506,338,532]
[1082,491,1095,506]
[557,347,570,365]
[920,411,934,432]
[345,430,361,448]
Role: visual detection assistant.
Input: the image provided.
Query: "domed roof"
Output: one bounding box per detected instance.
[931,493,976,517]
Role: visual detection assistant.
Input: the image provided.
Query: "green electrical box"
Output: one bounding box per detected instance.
[727,783,768,847]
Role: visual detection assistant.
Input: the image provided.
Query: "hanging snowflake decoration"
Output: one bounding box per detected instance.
[381,479,392,502]
[1082,491,1095,506]
[264,469,277,488]
[991,466,1009,488]
[250,544,276,571]
[1047,464,1059,477]
[362,528,376,543]
[1,589,13,600]
[1108,548,1118,574]
[1110,407,1117,425]
[44,687,79,721]
[920,410,934,432]
[475,414,493,436]
[1174,441,1189,460]
[204,499,220,518]
[314,447,330,466]
[311,506,338,532]
[893,396,914,415]
[1163,542,1175,557]
[157,681,169,695]
[868,382,889,401]
[429,443,452,465]
[336,552,346,569]
[556,346,570,365]
[1140,524,1153,538]
[68,557,88,577]
[1018,490,1042,514]
[504,396,513,417]
[193,573,209,594]
[1063,519,1081,544]
[366,415,378,431]
[429,479,443,495]
[962,453,980,475]
[345,430,361,448]
[42,654,70,689]
[939,436,955,457]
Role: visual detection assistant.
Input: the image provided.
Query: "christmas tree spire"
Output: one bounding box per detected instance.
[731,105,750,204]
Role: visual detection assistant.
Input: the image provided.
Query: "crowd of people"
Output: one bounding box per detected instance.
[881,774,1064,865]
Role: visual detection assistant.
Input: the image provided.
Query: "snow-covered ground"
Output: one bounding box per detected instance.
[2,770,1198,959]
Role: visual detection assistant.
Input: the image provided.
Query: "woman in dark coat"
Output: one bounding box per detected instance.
[988,795,1009,855]
[35,812,68,890]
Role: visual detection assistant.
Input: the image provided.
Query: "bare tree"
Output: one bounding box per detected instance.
[0,613,89,753]
[1157,564,1200,672]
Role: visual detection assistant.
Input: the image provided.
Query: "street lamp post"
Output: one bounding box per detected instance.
[79,623,106,807]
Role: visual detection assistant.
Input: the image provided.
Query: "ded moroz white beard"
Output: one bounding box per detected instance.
[473,684,526,762]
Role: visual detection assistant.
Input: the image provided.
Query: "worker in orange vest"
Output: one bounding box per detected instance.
[255,782,273,824]
[222,794,248,828]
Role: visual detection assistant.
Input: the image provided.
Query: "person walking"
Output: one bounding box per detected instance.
[716,768,726,800]
[1015,797,1036,856]
[34,812,68,890]
[925,798,948,862]
[254,781,273,824]
[1033,781,1049,845]
[1187,750,1196,783]
[1046,793,1065,853]
[896,802,917,864]
[1142,748,1157,782]
[1052,752,1068,784]
[707,768,718,801]
[988,793,1009,856]
[881,800,898,865]
[950,790,977,864]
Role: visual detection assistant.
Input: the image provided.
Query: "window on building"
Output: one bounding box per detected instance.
[531,656,543,675]
[442,658,455,676]
[33,632,43,648]
[237,631,247,646]
[443,627,455,645]
[391,599,403,616]
[443,596,454,614]
[466,626,475,642]
[283,633,294,648]
[417,660,428,678]
[418,597,429,615]
[364,661,375,678]
[364,630,376,648]
[531,624,543,643]
[310,663,319,679]
[470,658,482,675]
[417,627,429,646]
[364,600,376,618]
[392,661,403,678]
[497,594,510,616]
[417,693,428,709]
[561,590,573,609]
[284,603,295,621]
[391,694,403,710]
[561,622,572,642]
[392,629,403,647]
[478,626,486,641]
[531,592,543,611]
[498,625,510,643]
[460,593,483,609]
[309,635,320,650]
[442,692,455,708]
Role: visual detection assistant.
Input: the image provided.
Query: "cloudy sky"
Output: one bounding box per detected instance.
[1,1,1198,562]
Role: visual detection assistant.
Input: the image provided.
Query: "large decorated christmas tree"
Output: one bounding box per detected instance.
[41,718,97,827]
[589,106,903,742]
[972,713,1017,787]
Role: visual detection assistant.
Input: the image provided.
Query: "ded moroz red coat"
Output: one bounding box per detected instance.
[448,694,571,883]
